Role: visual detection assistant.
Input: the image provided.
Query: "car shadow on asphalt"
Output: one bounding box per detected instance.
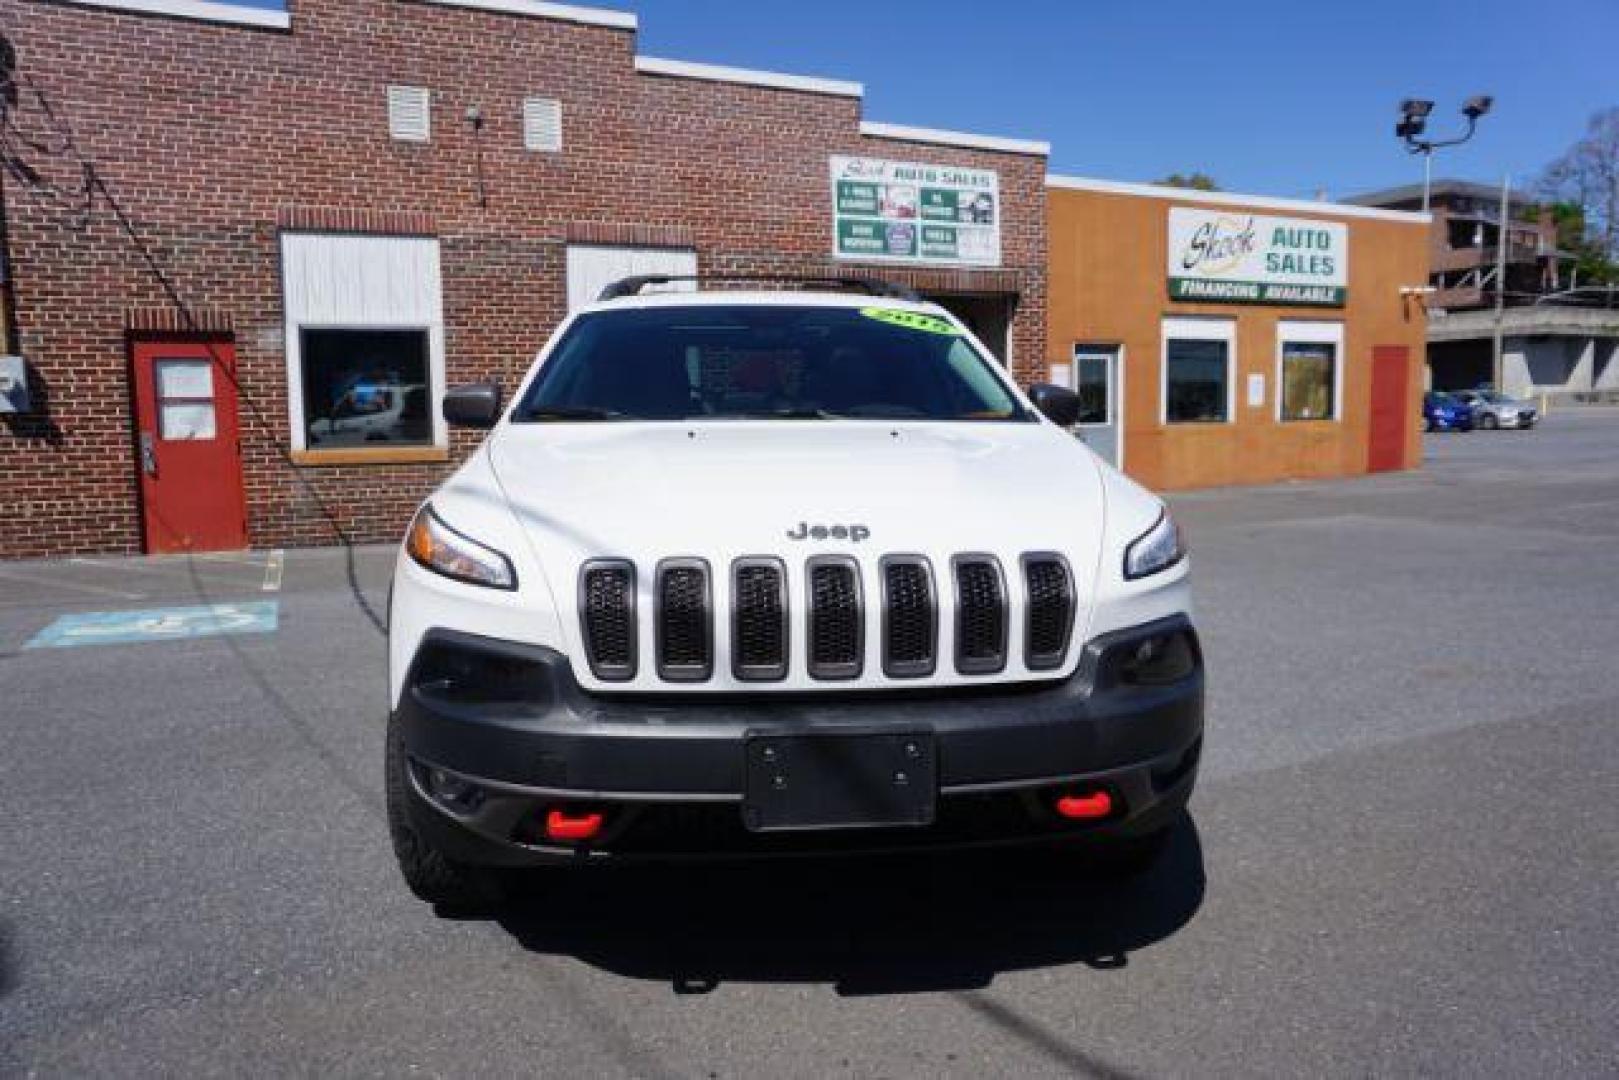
[493,815,1204,996]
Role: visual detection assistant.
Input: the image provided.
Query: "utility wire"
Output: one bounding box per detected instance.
[0,61,389,634]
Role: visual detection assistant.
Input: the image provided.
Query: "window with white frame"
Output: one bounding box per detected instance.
[280,233,447,453]
[1162,317,1235,424]
[1277,320,1343,422]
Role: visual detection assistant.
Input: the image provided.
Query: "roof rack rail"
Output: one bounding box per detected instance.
[596,274,922,303]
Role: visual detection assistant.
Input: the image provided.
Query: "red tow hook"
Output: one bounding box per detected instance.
[1054,790,1114,821]
[544,808,605,842]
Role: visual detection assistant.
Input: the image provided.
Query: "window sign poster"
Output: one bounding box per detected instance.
[1167,207,1347,306]
[831,156,1002,267]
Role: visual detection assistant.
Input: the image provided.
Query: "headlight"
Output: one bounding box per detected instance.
[406,506,517,590]
[1123,509,1186,581]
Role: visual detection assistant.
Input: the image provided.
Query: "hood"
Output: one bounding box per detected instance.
[486,421,1106,569]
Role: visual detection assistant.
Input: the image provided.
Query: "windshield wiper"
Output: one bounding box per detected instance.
[521,405,629,422]
[735,407,840,420]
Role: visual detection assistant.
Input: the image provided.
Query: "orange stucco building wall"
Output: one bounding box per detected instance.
[1047,183,1431,491]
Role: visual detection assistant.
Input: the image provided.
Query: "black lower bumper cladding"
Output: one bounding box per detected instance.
[396,617,1204,866]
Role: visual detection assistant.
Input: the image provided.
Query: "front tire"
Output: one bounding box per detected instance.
[1481,413,1499,430]
[385,712,506,913]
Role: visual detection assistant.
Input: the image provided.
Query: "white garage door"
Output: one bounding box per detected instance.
[566,245,697,312]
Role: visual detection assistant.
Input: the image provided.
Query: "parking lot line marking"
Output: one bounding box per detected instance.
[192,552,283,565]
[25,601,279,650]
[0,566,147,601]
[263,549,285,593]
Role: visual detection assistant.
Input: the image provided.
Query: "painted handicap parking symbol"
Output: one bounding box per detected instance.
[26,601,279,650]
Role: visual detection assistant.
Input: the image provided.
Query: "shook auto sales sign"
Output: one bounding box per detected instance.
[831,156,1001,268]
[1167,207,1347,306]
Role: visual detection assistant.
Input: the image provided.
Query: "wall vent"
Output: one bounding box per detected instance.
[523,97,563,152]
[387,86,432,143]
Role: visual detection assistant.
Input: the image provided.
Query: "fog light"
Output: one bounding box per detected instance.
[1119,630,1196,686]
[425,767,485,814]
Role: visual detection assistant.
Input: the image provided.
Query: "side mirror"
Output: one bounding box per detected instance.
[1027,383,1081,428]
[442,382,501,429]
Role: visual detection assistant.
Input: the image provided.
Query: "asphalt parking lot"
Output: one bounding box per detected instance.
[2,413,1616,1077]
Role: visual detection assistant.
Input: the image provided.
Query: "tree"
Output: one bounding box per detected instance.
[1538,107,1619,271]
[1156,172,1220,192]
[1546,202,1617,285]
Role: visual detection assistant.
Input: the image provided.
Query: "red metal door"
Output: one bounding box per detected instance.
[1368,345,1410,473]
[131,339,248,553]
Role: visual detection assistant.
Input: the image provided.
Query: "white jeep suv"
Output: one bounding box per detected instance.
[386,277,1202,909]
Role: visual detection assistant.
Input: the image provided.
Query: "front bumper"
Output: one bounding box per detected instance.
[396,617,1204,865]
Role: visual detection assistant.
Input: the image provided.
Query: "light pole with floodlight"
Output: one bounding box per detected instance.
[1396,95,1494,212]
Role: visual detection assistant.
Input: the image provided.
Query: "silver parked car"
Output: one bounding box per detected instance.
[1456,389,1538,430]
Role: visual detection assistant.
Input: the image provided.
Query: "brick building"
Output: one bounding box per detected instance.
[1346,180,1563,311]
[0,0,1048,557]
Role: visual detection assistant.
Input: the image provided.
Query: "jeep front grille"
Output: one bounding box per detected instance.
[1022,554,1075,671]
[732,558,789,681]
[578,551,1078,685]
[580,560,636,681]
[656,559,711,682]
[807,556,863,680]
[881,556,937,678]
[953,555,1007,675]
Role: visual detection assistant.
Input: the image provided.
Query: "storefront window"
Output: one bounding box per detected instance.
[300,329,432,448]
[1276,321,1342,423]
[1165,338,1230,423]
[1281,341,1336,421]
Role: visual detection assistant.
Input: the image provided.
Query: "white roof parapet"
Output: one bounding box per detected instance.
[416,0,637,30]
[54,0,292,30]
[859,121,1049,158]
[634,56,864,98]
[1046,174,1433,224]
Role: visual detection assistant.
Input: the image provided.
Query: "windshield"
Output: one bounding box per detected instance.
[513,305,1029,423]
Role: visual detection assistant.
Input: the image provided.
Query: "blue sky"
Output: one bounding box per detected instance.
[231,0,1617,200]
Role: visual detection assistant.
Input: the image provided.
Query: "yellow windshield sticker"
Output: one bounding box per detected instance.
[859,307,960,336]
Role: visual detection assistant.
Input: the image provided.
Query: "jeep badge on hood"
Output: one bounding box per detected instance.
[786,522,871,542]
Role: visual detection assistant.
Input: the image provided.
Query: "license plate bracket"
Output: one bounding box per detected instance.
[742,731,936,832]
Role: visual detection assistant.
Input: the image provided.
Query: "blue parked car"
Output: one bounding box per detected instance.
[1423,392,1475,432]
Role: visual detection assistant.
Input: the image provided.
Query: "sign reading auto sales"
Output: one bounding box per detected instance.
[1167,207,1347,306]
[831,156,1001,268]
